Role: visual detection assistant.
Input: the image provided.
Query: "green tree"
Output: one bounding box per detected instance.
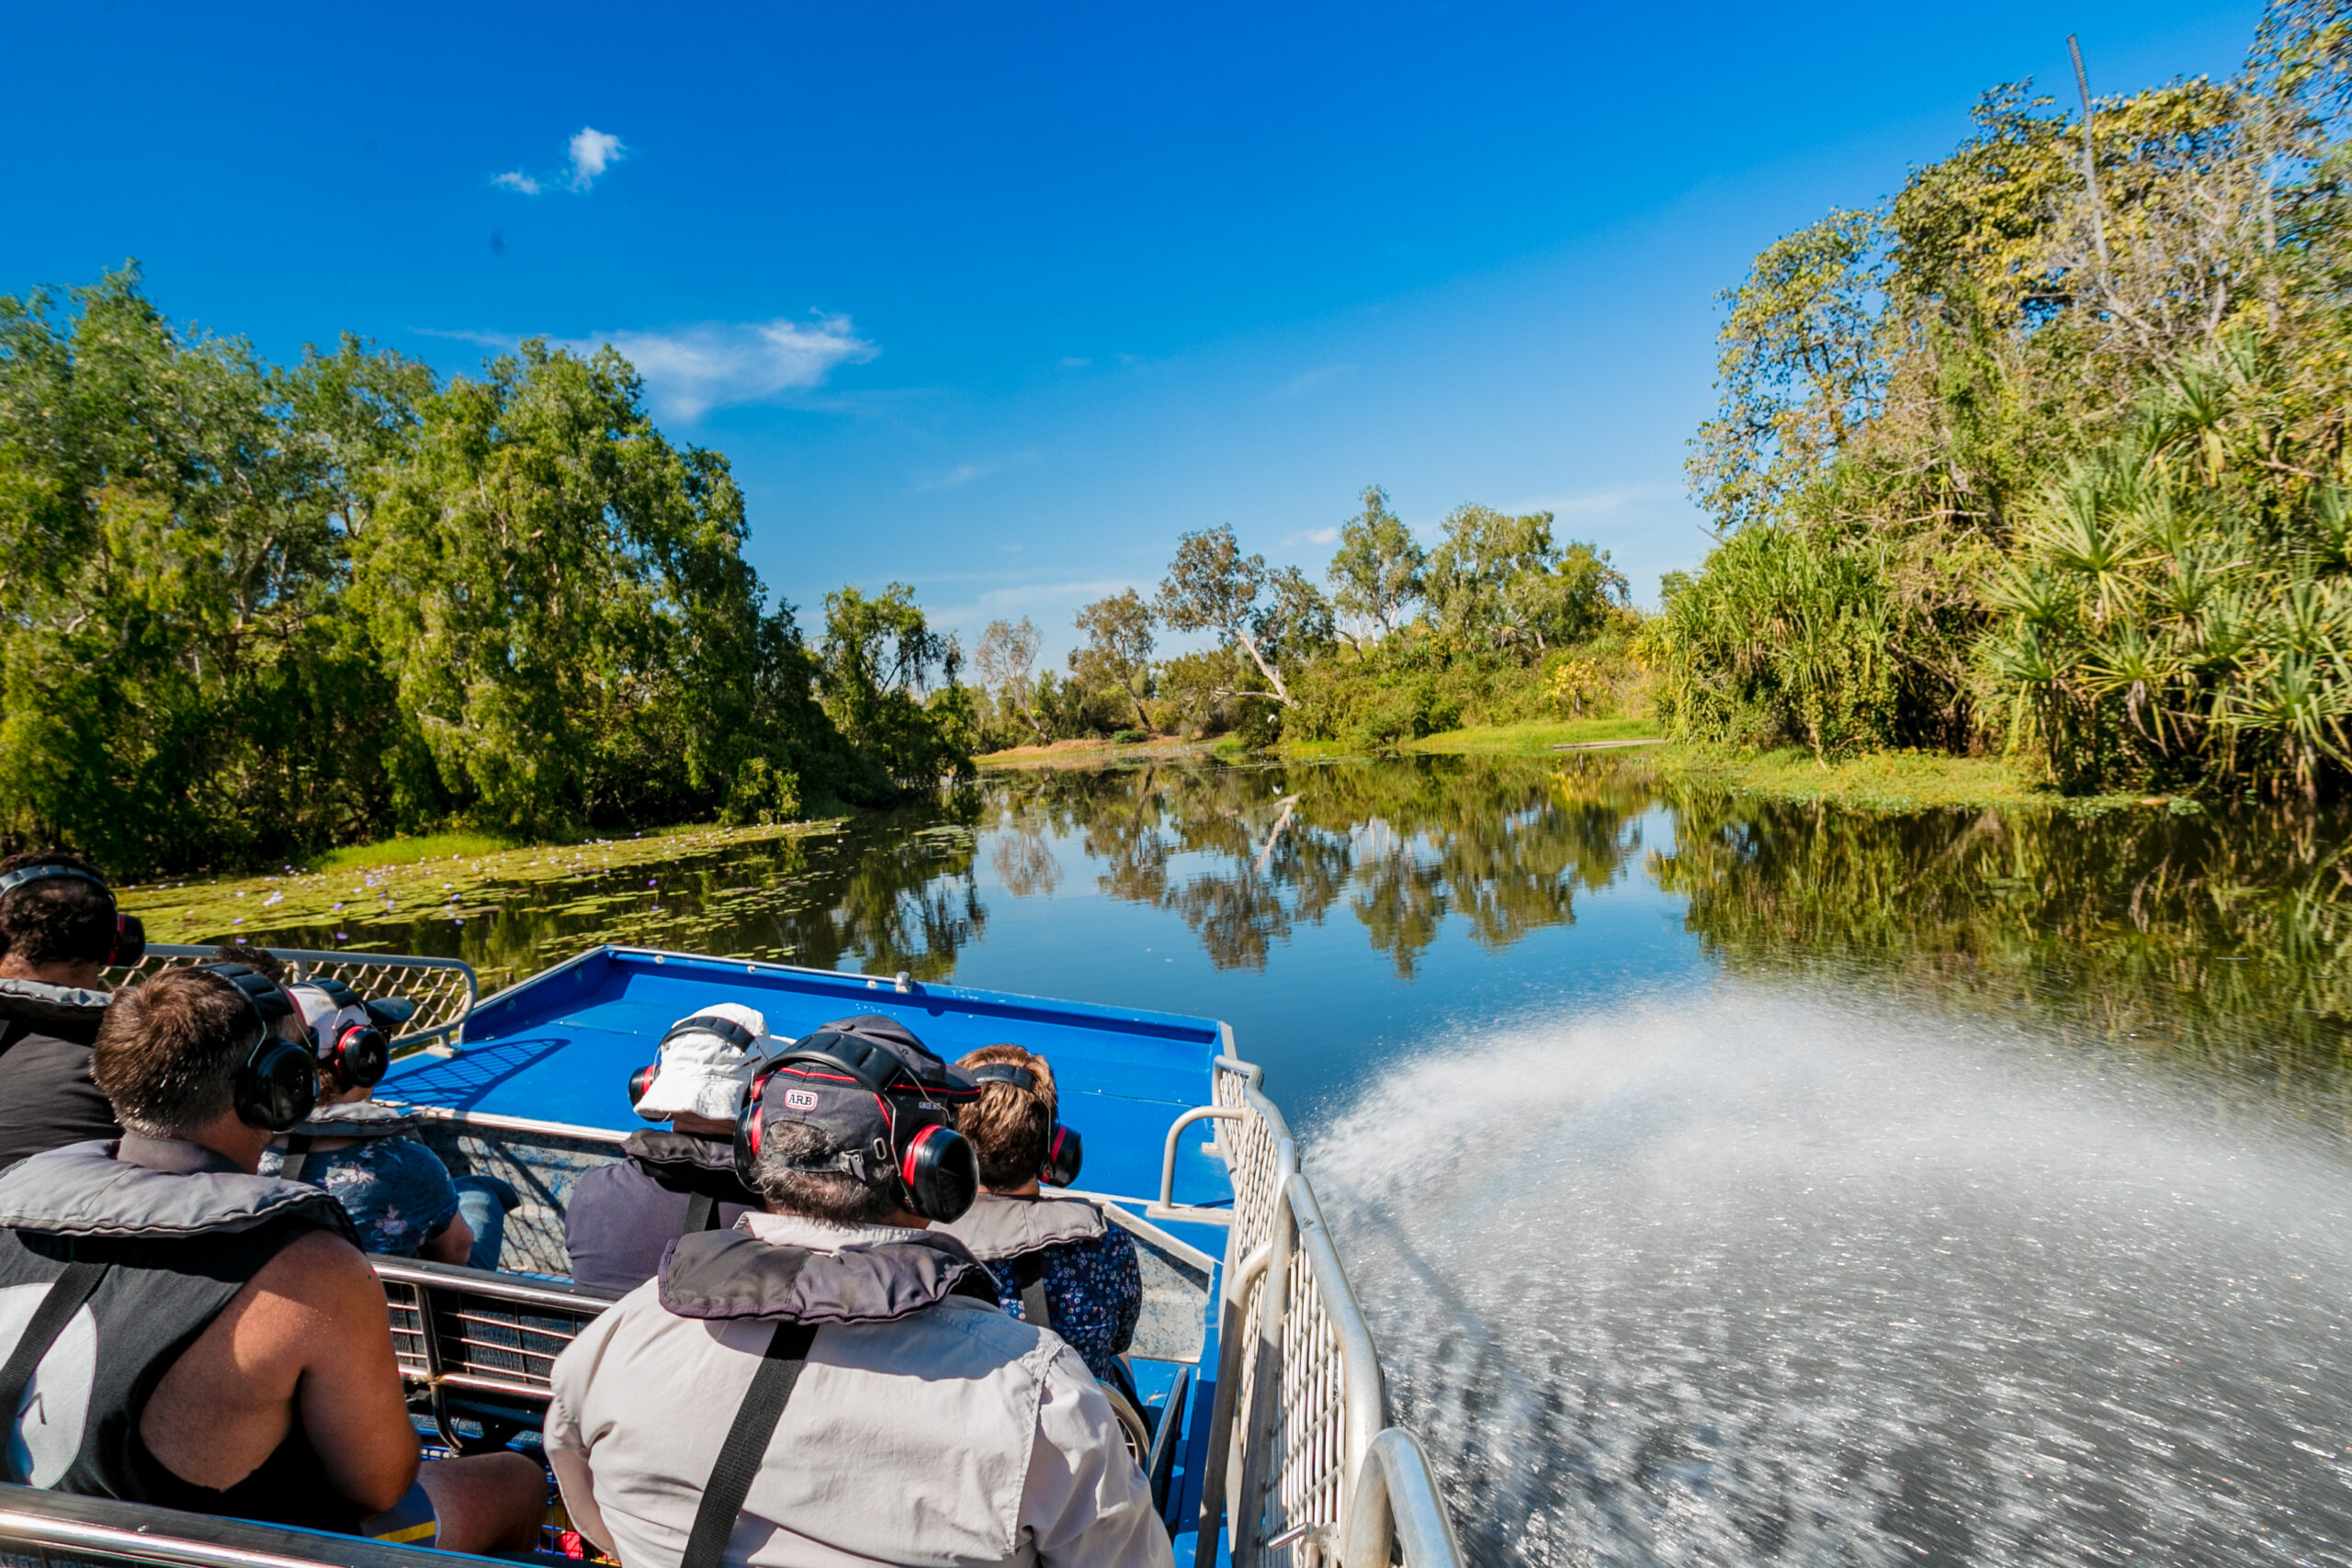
[975,617,1047,744]
[1327,485,1426,646]
[817,582,974,789]
[0,268,429,870]
[1685,210,1885,535]
[1156,525,1300,707]
[1425,505,1625,654]
[1069,589,1157,730]
[1661,0,2352,795]
[356,340,798,836]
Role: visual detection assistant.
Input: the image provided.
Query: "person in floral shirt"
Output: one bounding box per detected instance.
[938,1043,1142,1393]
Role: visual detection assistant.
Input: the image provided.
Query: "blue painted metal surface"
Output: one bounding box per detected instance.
[383,946,1235,1209]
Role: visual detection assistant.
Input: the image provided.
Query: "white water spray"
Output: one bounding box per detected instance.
[1310,982,2352,1566]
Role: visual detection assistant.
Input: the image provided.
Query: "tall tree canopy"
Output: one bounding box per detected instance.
[0,273,968,871]
[1657,0,2352,797]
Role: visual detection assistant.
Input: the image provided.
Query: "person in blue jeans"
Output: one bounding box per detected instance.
[258,979,514,1268]
[939,1043,1142,1393]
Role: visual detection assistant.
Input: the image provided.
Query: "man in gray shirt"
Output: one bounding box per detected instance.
[547,1024,1170,1568]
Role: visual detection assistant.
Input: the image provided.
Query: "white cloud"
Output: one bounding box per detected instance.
[568,128,625,191]
[412,326,522,349]
[917,450,1040,492]
[580,317,877,420]
[1282,525,1340,547]
[1504,482,1683,520]
[492,127,626,197]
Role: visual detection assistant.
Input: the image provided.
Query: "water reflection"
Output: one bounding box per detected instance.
[988,759,1649,975]
[1652,787,2352,1129]
[252,755,2352,1116]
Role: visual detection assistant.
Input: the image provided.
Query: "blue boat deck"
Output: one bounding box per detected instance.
[378,945,1238,1562]
[385,946,1235,1212]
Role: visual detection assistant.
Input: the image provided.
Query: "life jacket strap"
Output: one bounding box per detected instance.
[1010,1252,1051,1332]
[680,1319,819,1568]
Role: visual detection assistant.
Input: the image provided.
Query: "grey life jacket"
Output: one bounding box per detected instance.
[267,1100,421,1183]
[0,1137,366,1532]
[654,1225,1003,1568]
[935,1190,1107,1331]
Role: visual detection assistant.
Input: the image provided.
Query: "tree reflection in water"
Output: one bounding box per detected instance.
[1652,784,2352,1128]
[254,753,2352,1127]
[983,757,1652,976]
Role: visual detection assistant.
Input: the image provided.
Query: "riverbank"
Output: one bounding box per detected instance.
[977,716,1663,768]
[1653,744,2172,814]
[972,720,2186,814]
[116,818,842,948]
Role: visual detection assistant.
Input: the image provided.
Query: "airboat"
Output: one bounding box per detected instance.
[0,942,1464,1568]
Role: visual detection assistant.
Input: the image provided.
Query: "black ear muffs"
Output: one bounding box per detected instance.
[628,1063,661,1111]
[205,963,316,1134]
[731,1068,771,1187]
[239,1034,321,1133]
[300,978,388,1089]
[0,865,142,966]
[899,1122,979,1222]
[1042,1123,1083,1188]
[327,1023,390,1089]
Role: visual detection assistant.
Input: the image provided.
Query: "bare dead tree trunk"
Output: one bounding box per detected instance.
[2069,36,2113,283]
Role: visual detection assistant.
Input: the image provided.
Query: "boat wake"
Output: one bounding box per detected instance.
[1309,982,2352,1567]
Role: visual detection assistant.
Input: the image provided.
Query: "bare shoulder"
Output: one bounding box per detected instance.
[243,1227,384,1322]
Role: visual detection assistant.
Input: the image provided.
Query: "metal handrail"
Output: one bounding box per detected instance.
[1151,1104,1248,1224]
[1343,1430,1465,1568]
[108,943,480,1047]
[1198,1036,1463,1568]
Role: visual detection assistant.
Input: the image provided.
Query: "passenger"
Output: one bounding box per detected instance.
[0,852,138,1168]
[0,964,546,1551]
[564,1003,765,1292]
[260,979,515,1269]
[546,1023,1170,1568]
[940,1044,1144,1393]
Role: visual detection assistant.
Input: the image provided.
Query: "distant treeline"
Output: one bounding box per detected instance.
[972,487,1640,752]
[1659,0,2352,798]
[0,271,973,874]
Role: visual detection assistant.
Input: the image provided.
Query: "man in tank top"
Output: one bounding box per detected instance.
[0,965,546,1551]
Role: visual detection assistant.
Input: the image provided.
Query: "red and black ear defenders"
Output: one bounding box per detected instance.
[966,1062,1084,1188]
[201,963,316,1134]
[298,978,390,1090]
[733,1030,979,1223]
[626,1013,760,1117]
[0,865,144,967]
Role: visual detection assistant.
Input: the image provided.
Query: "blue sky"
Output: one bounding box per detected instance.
[2,0,2262,660]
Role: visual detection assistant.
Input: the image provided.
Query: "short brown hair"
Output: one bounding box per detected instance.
[0,851,115,969]
[956,1044,1056,1191]
[94,968,260,1137]
[752,1121,901,1226]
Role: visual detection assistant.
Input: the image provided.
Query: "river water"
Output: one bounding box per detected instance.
[232,754,2352,1565]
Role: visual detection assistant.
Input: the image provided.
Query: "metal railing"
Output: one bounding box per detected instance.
[108,944,480,1047]
[1188,1034,1464,1568]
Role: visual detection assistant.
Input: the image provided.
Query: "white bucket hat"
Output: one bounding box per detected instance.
[634,1001,776,1122]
